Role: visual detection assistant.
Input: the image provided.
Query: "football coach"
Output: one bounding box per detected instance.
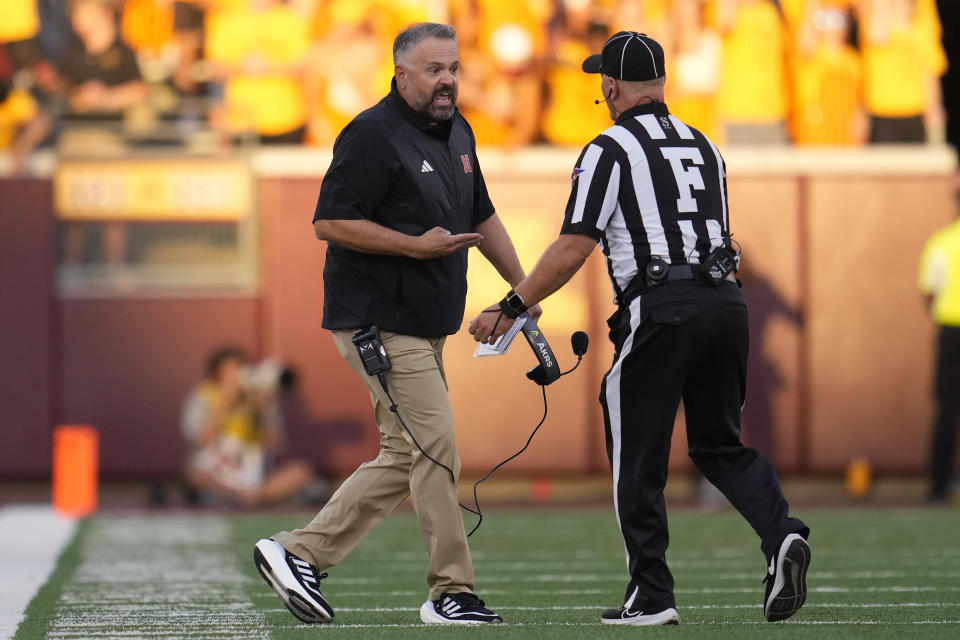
[254,23,535,626]
[469,31,811,627]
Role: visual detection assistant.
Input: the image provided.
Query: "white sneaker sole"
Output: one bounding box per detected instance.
[419,600,500,625]
[601,607,679,626]
[764,533,810,621]
[253,539,333,624]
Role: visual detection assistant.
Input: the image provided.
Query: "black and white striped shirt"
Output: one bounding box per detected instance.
[560,101,730,303]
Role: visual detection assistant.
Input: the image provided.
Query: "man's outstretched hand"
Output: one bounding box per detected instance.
[411,227,483,259]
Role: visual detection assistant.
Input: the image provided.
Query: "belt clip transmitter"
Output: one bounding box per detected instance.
[700,247,739,286]
[351,326,391,377]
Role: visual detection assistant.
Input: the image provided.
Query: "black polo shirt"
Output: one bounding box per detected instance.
[58,37,142,88]
[314,80,495,337]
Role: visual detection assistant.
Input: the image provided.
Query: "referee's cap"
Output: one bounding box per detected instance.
[581,31,665,82]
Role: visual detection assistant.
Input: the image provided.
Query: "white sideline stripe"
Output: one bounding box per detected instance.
[0,505,77,640]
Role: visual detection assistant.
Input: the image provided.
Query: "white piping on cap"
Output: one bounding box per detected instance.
[620,34,635,79]
[602,32,633,75]
[636,34,659,79]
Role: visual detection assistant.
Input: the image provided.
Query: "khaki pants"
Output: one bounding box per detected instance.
[273,330,474,600]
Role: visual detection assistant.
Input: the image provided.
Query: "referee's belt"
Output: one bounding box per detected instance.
[654,264,697,282]
[617,262,734,307]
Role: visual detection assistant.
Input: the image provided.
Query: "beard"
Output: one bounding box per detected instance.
[411,84,457,123]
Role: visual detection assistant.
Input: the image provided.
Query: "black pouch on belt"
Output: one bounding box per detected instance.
[699,247,739,286]
[606,307,628,352]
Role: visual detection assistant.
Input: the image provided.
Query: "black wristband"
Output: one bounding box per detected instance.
[500,288,527,319]
[499,297,520,319]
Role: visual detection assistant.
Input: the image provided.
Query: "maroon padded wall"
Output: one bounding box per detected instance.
[58,298,260,476]
[0,179,55,476]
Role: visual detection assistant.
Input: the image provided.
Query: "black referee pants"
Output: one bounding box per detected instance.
[599,280,808,611]
[930,325,960,499]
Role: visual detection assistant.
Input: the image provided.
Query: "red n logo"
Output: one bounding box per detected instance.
[460,154,472,173]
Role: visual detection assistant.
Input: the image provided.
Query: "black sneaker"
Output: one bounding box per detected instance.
[763,533,811,621]
[420,592,503,624]
[600,605,679,626]
[253,538,334,623]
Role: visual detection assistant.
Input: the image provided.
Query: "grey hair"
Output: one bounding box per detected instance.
[393,23,457,65]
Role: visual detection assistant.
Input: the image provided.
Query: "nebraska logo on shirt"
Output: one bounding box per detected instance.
[571,167,586,185]
[461,154,472,173]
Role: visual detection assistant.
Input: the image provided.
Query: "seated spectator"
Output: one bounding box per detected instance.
[857,0,946,143]
[58,1,148,265]
[206,0,310,144]
[791,2,865,145]
[182,346,325,508]
[58,0,149,117]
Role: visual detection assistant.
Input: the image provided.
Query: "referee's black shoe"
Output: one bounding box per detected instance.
[600,604,679,626]
[254,538,334,623]
[763,533,811,621]
[420,592,503,624]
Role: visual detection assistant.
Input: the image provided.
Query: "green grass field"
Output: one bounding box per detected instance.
[13,506,960,639]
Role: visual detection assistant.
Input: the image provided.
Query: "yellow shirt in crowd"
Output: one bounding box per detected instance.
[717,0,790,125]
[206,3,310,137]
[861,0,946,117]
[0,0,39,43]
[0,90,37,148]
[919,218,960,327]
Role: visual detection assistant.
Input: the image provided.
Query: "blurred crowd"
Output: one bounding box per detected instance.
[0,0,949,171]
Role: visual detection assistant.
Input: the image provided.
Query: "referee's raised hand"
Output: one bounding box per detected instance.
[411,226,483,259]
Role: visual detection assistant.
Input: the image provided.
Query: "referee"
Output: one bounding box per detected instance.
[469,32,811,626]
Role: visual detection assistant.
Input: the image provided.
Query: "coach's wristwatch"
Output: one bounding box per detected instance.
[499,289,527,319]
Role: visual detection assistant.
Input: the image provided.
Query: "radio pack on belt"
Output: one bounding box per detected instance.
[699,247,739,286]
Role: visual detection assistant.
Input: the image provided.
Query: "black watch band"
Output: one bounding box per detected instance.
[499,289,527,319]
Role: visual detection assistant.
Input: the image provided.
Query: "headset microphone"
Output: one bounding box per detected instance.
[572,331,589,357]
[595,90,612,105]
